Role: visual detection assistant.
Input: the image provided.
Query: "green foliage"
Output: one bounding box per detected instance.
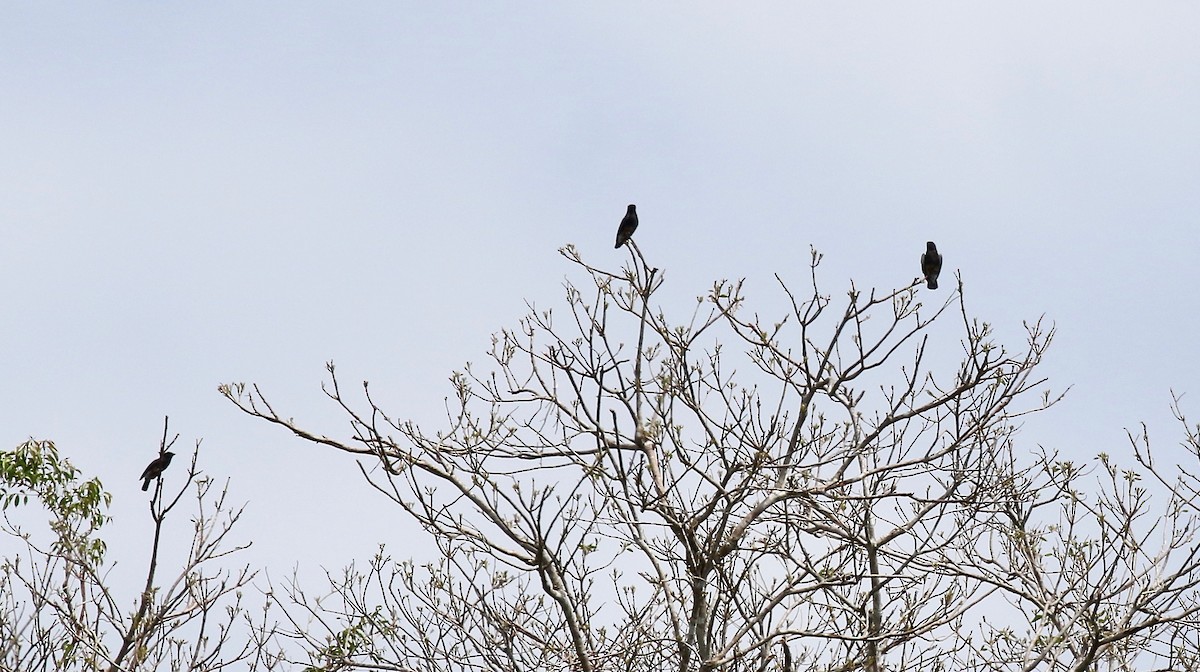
[0,439,111,564]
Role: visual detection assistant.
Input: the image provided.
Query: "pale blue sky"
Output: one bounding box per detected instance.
[3,3,1199,586]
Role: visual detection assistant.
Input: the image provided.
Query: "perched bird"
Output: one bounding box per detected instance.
[921,241,943,290]
[614,204,638,248]
[140,451,175,491]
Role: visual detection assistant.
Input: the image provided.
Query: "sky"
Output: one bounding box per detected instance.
[2,3,1199,596]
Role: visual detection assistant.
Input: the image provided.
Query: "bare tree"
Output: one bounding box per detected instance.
[222,246,1200,672]
[0,419,277,672]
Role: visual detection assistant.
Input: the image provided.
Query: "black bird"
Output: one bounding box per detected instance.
[614,204,638,248]
[921,241,943,290]
[140,452,175,491]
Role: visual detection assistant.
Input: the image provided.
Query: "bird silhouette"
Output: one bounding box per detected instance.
[614,204,638,248]
[140,452,175,491]
[921,241,942,290]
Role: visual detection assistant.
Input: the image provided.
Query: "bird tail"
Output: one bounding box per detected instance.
[927,278,938,290]
[142,478,151,492]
